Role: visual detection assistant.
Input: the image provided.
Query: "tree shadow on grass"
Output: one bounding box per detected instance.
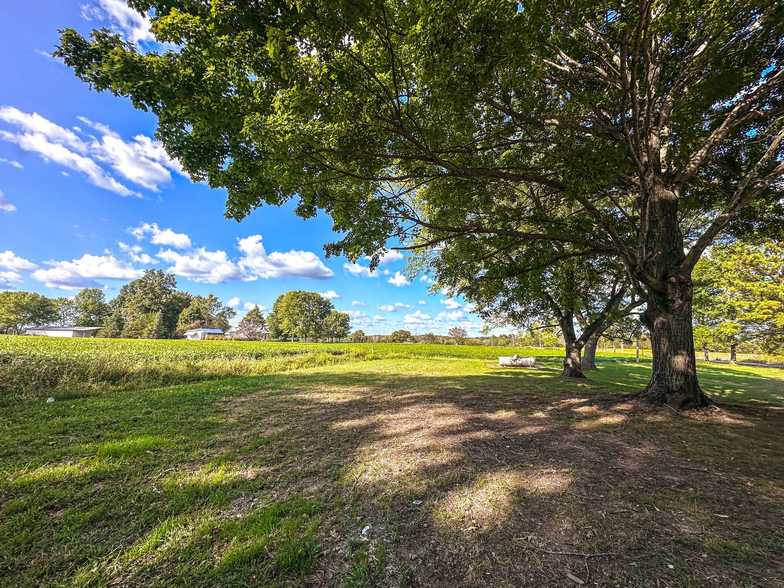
[2,362,783,587]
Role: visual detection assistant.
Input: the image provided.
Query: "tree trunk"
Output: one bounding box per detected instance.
[703,342,709,361]
[730,345,737,363]
[582,331,602,370]
[638,183,713,409]
[562,337,586,378]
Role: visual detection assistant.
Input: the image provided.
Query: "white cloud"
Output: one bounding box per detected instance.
[0,251,38,271]
[420,275,435,285]
[438,310,464,321]
[352,300,366,306]
[0,158,22,168]
[0,107,187,197]
[129,223,192,249]
[0,190,16,213]
[388,272,411,287]
[440,298,462,310]
[464,302,477,312]
[80,0,154,46]
[418,300,427,305]
[344,262,381,278]
[157,248,250,284]
[238,235,333,280]
[377,305,395,312]
[118,240,156,264]
[364,249,405,266]
[243,302,267,311]
[0,270,23,289]
[403,310,431,324]
[373,315,386,321]
[394,302,412,309]
[32,254,142,290]
[347,310,366,318]
[320,290,340,300]
[228,297,241,308]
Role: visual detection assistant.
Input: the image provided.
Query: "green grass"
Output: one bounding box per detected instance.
[1,343,783,586]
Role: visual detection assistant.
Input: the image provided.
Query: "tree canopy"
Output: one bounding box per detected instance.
[57,0,784,406]
[267,291,338,341]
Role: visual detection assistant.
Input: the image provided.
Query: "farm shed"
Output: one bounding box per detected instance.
[27,326,102,338]
[183,328,224,341]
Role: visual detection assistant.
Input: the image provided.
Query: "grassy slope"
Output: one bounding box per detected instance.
[1,353,783,587]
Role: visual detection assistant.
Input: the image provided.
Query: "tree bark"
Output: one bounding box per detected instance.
[562,332,586,379]
[581,331,602,370]
[638,187,712,408]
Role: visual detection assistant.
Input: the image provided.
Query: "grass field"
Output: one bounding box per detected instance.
[1,339,783,587]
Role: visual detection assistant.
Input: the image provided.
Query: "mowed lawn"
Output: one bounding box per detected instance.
[1,354,783,587]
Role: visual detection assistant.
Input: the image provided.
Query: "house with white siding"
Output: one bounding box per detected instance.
[27,326,102,338]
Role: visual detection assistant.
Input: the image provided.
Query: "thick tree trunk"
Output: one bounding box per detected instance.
[562,337,586,378]
[638,183,713,409]
[582,331,602,370]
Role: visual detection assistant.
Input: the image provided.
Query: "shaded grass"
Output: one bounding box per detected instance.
[1,356,783,587]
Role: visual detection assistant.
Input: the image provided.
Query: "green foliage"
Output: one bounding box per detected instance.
[384,330,412,343]
[348,329,369,343]
[267,291,334,342]
[53,297,79,326]
[234,305,268,341]
[0,291,59,333]
[74,288,110,327]
[448,327,467,345]
[694,242,784,353]
[322,310,351,341]
[177,294,237,334]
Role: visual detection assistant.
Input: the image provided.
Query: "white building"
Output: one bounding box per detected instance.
[183,328,224,341]
[27,326,102,338]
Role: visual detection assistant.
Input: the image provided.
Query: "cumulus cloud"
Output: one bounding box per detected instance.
[373,315,386,321]
[0,107,187,197]
[364,249,405,266]
[0,270,23,289]
[347,310,366,318]
[403,310,431,324]
[0,158,22,168]
[420,275,435,285]
[118,241,157,264]
[228,297,241,308]
[80,0,154,46]
[243,302,267,311]
[32,254,143,290]
[418,300,427,305]
[394,302,412,309]
[0,251,38,271]
[343,262,389,278]
[388,272,411,287]
[238,235,333,280]
[377,305,395,312]
[129,223,192,249]
[440,298,461,310]
[352,300,366,306]
[464,302,477,312]
[320,290,340,299]
[157,248,250,285]
[438,310,464,321]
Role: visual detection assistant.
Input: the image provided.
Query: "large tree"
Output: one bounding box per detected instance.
[266,291,334,342]
[0,291,59,334]
[57,0,784,407]
[234,305,268,341]
[73,288,111,327]
[110,270,191,339]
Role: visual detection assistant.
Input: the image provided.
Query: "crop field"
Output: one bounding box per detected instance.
[1,338,783,587]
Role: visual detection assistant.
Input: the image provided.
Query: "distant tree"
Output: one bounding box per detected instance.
[177,294,236,335]
[111,270,191,339]
[420,333,437,345]
[234,306,268,341]
[54,297,80,326]
[694,242,784,357]
[348,329,369,343]
[322,311,351,342]
[448,327,468,345]
[266,291,334,342]
[99,311,124,338]
[0,291,59,334]
[73,288,110,327]
[385,329,412,343]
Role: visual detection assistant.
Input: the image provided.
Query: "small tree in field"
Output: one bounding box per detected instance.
[235,306,268,341]
[385,329,412,343]
[348,329,369,343]
[449,327,468,345]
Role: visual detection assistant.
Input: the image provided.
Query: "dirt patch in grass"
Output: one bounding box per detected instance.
[217,367,784,587]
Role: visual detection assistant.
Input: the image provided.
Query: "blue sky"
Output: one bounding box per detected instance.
[0,0,484,335]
